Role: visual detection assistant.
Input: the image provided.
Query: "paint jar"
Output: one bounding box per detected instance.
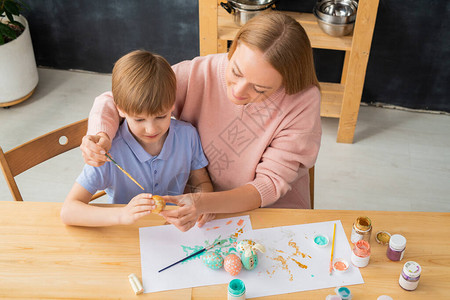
[350,216,372,244]
[228,279,246,300]
[335,286,352,300]
[351,240,371,268]
[399,261,421,291]
[386,234,406,261]
[375,231,391,245]
[333,258,349,273]
[313,233,329,247]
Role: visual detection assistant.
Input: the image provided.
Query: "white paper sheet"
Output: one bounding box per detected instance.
[139,218,364,298]
[237,220,364,298]
[139,215,252,293]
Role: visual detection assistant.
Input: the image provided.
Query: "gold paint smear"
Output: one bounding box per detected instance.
[230,226,245,239]
[291,258,308,269]
[288,239,307,258]
[266,269,277,277]
[272,255,294,281]
[264,241,311,281]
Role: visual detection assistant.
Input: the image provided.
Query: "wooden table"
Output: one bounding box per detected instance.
[0,201,448,299]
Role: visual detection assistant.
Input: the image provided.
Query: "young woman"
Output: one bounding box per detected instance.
[80,12,321,232]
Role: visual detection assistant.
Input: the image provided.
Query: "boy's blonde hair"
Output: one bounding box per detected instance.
[112,50,176,116]
[228,12,319,95]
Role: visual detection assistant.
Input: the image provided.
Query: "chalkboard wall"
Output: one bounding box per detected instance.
[25,0,450,112]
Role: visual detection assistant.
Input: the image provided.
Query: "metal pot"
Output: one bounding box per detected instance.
[314,0,358,24]
[313,0,358,37]
[313,7,355,36]
[221,0,276,26]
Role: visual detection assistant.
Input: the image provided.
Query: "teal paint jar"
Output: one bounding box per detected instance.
[335,286,352,300]
[228,279,246,300]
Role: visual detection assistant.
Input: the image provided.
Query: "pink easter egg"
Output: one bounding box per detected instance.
[224,254,242,276]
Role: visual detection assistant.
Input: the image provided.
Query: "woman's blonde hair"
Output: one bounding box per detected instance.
[228,12,319,94]
[112,50,176,115]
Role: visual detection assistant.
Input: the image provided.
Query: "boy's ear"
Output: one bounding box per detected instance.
[117,107,126,118]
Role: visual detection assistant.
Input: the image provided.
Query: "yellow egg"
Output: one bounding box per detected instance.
[152,195,166,214]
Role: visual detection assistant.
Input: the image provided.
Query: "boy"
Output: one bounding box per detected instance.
[61,50,212,227]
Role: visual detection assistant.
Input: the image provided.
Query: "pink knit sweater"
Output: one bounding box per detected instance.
[88,53,321,209]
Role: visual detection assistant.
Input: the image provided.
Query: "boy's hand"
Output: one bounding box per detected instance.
[81,132,112,167]
[119,193,154,225]
[160,194,203,232]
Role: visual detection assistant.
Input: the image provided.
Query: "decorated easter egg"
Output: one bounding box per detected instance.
[236,240,256,255]
[241,252,258,270]
[202,251,223,270]
[224,254,242,276]
[236,239,266,271]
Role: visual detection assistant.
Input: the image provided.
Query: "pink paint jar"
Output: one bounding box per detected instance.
[386,234,406,261]
[351,240,371,268]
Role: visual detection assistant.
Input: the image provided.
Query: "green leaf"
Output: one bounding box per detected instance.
[4,1,20,16]
[5,10,15,23]
[0,33,5,45]
[0,23,9,34]
[0,22,17,39]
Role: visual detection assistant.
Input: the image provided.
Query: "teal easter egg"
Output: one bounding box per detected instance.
[202,251,223,270]
[241,252,258,270]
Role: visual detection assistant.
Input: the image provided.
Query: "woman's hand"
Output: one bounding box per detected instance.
[81,132,112,167]
[160,194,205,232]
[119,193,154,225]
[196,213,216,228]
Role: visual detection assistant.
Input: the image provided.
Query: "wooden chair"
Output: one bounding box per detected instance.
[309,166,315,209]
[0,118,105,201]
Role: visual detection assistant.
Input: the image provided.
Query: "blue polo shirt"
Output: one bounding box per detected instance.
[76,119,208,204]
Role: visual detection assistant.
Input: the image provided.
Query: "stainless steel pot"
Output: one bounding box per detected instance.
[313,0,358,36]
[314,12,355,36]
[221,0,276,26]
[314,0,357,24]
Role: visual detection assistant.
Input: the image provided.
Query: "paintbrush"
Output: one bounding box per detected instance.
[329,222,336,275]
[105,153,144,190]
[158,240,223,273]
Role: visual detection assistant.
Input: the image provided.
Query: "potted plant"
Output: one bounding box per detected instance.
[0,0,38,107]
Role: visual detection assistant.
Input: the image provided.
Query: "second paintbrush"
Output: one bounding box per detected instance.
[105,153,145,190]
[158,240,223,272]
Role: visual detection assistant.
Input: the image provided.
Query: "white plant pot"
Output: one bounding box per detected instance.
[0,15,39,106]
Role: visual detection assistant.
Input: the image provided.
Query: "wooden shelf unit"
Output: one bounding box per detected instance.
[199,0,379,143]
